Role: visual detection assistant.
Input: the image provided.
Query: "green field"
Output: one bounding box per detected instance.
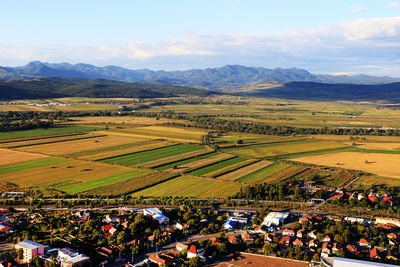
[188,156,247,176]
[155,151,220,170]
[100,143,204,166]
[132,175,242,198]
[60,169,149,194]
[0,157,70,175]
[0,125,103,140]
[235,162,288,183]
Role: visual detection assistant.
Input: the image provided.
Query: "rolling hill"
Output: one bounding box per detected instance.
[0,77,220,100]
[2,61,400,90]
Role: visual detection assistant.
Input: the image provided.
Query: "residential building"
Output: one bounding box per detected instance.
[15,240,45,263]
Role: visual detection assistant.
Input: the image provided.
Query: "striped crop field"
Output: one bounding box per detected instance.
[171,153,234,172]
[0,133,92,148]
[100,143,204,166]
[81,141,174,161]
[16,135,137,155]
[205,159,259,178]
[188,156,248,176]
[142,148,213,168]
[132,175,242,198]
[60,169,150,194]
[157,152,221,171]
[81,172,178,196]
[235,162,288,183]
[217,160,272,181]
[0,160,133,187]
[259,165,309,184]
[0,148,47,165]
[0,157,70,175]
[0,125,103,140]
[226,140,348,158]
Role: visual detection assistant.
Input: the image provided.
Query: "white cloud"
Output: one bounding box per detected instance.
[389,1,400,8]
[2,17,400,75]
[347,6,366,13]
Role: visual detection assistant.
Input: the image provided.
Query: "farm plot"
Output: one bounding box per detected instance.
[0,157,70,175]
[80,172,178,196]
[132,175,242,198]
[294,152,400,178]
[206,159,259,178]
[235,163,288,183]
[218,160,272,181]
[16,135,136,155]
[80,141,173,161]
[188,156,248,176]
[0,148,47,165]
[142,149,213,169]
[0,160,133,187]
[60,169,150,194]
[258,165,309,184]
[0,133,88,147]
[226,140,348,158]
[112,126,206,142]
[101,143,204,166]
[0,125,103,140]
[156,152,221,171]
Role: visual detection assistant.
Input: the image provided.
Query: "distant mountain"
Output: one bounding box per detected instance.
[241,81,400,102]
[2,61,400,90]
[0,77,219,100]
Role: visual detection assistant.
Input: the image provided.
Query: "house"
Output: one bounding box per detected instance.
[332,243,340,253]
[143,208,169,225]
[187,245,205,261]
[15,240,45,263]
[293,238,303,246]
[262,211,289,227]
[282,229,295,237]
[322,242,331,254]
[228,235,240,244]
[308,230,317,240]
[322,235,331,242]
[297,228,306,238]
[149,254,175,266]
[176,243,188,252]
[58,248,90,267]
[299,215,312,224]
[278,236,291,247]
[370,247,382,260]
[368,194,379,203]
[346,245,357,254]
[241,232,254,242]
[359,238,369,247]
[95,247,114,266]
[309,239,318,250]
[101,224,117,235]
[105,214,119,223]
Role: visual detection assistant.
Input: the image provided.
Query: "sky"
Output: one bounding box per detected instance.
[1,0,400,76]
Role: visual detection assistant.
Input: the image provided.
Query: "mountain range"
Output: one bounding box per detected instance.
[2,61,400,91]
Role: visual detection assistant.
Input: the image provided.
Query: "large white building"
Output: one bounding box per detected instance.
[376,217,400,228]
[58,247,90,267]
[262,211,289,227]
[143,208,169,225]
[15,240,45,263]
[322,257,398,267]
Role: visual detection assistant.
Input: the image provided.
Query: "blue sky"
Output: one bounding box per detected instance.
[1,0,400,76]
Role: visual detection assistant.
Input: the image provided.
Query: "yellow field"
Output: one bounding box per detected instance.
[170,153,234,172]
[16,135,137,155]
[348,175,400,190]
[111,126,206,142]
[0,160,134,187]
[217,160,272,181]
[344,142,400,151]
[294,152,400,178]
[229,140,346,158]
[0,148,47,165]
[80,141,174,161]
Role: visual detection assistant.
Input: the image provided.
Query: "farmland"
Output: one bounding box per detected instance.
[0,148,47,165]
[16,135,138,155]
[3,95,400,198]
[294,152,400,178]
[100,143,204,166]
[132,175,242,198]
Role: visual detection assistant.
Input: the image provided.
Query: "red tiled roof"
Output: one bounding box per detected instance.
[187,245,197,255]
